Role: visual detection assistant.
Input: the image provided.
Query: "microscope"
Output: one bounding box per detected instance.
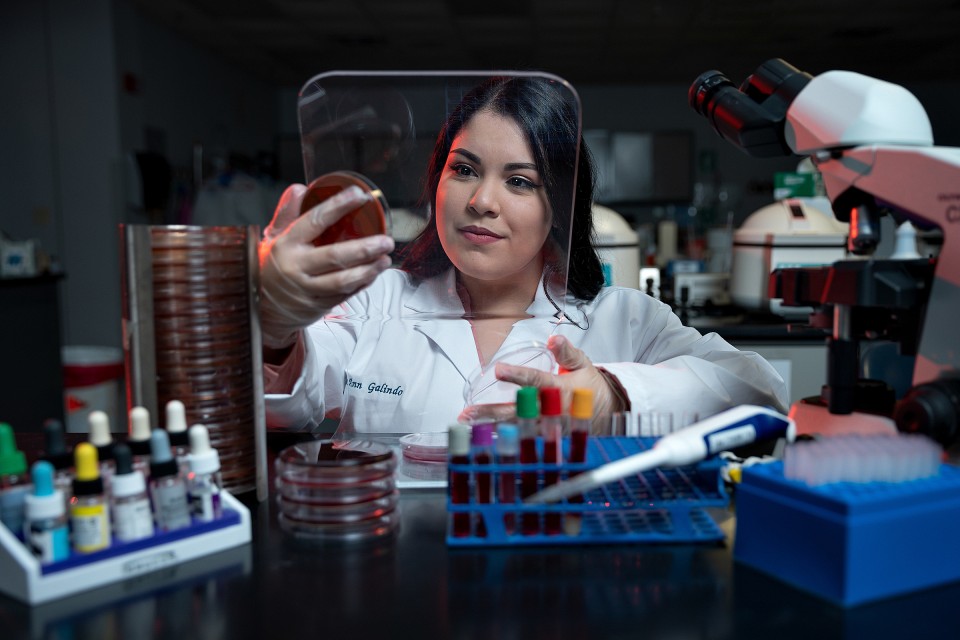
[688,59,959,447]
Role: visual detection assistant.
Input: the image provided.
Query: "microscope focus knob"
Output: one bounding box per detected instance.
[894,379,960,447]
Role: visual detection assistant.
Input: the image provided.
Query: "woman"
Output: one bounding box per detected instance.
[260,76,787,433]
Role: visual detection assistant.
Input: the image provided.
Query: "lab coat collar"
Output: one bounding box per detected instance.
[402,269,566,382]
[403,269,564,320]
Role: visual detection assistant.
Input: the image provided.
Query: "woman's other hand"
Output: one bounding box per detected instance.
[259,183,394,350]
[493,334,628,417]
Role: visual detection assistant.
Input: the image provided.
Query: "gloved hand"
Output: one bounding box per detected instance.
[258,183,394,350]
[458,334,628,423]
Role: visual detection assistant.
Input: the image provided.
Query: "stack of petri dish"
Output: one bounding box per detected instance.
[275,439,400,542]
[150,226,259,494]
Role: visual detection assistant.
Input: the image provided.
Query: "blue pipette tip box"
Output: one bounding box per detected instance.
[734,461,960,607]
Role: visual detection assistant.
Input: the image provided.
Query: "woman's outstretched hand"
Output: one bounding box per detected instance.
[258,183,394,350]
[458,334,628,424]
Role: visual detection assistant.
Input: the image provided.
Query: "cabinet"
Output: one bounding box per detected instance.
[0,275,64,432]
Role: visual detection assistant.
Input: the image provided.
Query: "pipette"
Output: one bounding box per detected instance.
[525,405,795,504]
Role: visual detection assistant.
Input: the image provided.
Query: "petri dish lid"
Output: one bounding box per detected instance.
[463,341,558,408]
[301,171,391,246]
[399,431,448,463]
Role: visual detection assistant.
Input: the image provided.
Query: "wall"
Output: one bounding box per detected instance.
[1,0,278,351]
[6,2,960,350]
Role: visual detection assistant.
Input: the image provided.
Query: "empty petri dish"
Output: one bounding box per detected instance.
[399,431,448,463]
[463,341,558,408]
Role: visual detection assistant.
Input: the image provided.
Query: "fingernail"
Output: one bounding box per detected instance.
[338,185,365,202]
[365,235,394,252]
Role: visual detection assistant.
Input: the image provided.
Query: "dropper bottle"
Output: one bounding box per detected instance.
[24,460,70,563]
[70,442,111,553]
[0,423,31,540]
[165,400,191,476]
[186,424,223,522]
[149,429,192,532]
[110,443,155,542]
[87,410,117,488]
[127,407,153,479]
[41,419,74,509]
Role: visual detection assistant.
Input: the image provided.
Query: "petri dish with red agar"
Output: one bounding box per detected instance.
[300,171,391,246]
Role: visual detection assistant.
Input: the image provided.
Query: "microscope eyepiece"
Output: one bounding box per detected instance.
[688,59,812,158]
[688,70,734,116]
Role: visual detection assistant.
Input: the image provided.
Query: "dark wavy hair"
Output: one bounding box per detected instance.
[399,76,604,302]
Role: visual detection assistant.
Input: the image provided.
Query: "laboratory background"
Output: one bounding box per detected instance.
[2,0,960,638]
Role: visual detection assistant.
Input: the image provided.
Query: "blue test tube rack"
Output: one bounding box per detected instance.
[446,435,730,547]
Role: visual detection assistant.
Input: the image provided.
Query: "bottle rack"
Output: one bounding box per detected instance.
[446,436,729,547]
[0,491,251,604]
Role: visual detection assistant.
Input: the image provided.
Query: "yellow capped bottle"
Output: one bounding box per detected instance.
[70,442,111,553]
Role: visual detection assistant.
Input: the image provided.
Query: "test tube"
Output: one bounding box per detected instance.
[471,423,494,538]
[496,423,519,535]
[539,387,563,536]
[516,386,540,536]
[448,423,472,538]
[564,389,593,536]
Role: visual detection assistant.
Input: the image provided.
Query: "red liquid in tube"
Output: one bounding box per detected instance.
[540,387,563,536]
[448,424,472,538]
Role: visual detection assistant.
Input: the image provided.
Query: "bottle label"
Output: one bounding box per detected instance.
[113,497,155,541]
[71,503,111,552]
[152,483,192,531]
[28,521,70,563]
[0,485,30,535]
[189,485,222,522]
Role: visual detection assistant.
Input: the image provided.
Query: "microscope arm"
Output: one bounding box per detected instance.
[812,145,960,387]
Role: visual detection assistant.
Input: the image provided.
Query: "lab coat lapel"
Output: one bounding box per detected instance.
[501,282,564,350]
[404,270,480,382]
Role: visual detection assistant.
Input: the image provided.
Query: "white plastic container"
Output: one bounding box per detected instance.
[730,198,848,318]
[62,346,125,433]
[0,491,250,604]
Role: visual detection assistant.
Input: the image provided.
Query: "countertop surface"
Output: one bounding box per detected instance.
[681,309,829,343]
[2,435,958,640]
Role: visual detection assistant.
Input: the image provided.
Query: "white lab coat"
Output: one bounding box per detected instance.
[265,268,788,433]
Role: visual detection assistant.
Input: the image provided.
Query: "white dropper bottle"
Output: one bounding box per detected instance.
[165,400,191,476]
[87,410,116,490]
[186,425,223,522]
[127,407,153,479]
